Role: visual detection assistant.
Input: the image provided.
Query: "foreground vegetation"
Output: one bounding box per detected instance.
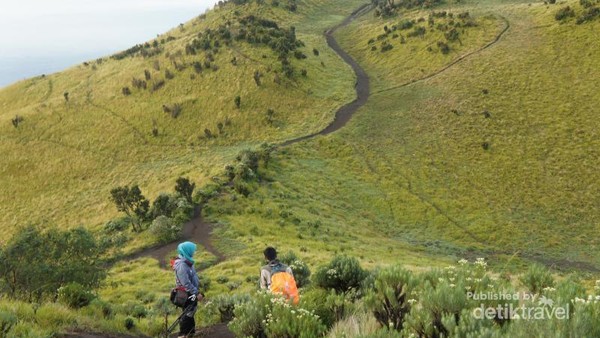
[1,255,600,337]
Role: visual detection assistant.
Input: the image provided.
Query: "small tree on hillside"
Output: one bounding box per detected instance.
[235,96,241,109]
[0,225,105,302]
[11,115,24,128]
[109,185,150,232]
[175,177,196,203]
[253,70,262,86]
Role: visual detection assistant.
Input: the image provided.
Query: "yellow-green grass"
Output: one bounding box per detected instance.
[335,4,508,91]
[0,0,363,243]
[271,0,600,270]
[106,2,600,329]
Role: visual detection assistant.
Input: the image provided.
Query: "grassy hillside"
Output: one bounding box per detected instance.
[0,0,362,243]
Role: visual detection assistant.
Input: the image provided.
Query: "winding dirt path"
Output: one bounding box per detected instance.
[128,4,374,269]
[281,4,372,146]
[125,206,224,269]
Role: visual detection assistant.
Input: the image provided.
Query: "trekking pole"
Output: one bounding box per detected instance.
[165,304,195,338]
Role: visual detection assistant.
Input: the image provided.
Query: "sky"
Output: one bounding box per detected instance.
[0,0,216,87]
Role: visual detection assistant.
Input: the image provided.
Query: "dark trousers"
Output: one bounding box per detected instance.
[179,300,197,336]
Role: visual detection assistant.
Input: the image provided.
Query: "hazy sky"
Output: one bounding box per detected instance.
[0,0,216,86]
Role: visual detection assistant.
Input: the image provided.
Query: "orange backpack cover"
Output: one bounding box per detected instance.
[270,265,299,305]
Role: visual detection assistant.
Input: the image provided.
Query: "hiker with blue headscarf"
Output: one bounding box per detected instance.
[172,241,202,337]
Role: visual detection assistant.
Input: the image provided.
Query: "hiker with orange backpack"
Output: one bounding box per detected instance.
[260,247,299,304]
[171,241,203,337]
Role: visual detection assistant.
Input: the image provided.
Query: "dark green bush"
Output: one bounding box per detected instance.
[519,264,555,294]
[555,6,576,21]
[437,41,450,54]
[576,6,600,24]
[365,265,417,331]
[210,294,252,322]
[407,26,426,38]
[314,256,368,293]
[0,310,17,334]
[278,251,311,288]
[149,216,181,243]
[58,282,96,308]
[124,317,135,330]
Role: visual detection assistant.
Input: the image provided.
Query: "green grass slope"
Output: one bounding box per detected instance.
[259,0,600,269]
[0,0,363,241]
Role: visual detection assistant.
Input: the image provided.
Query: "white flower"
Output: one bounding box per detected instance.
[408,299,417,304]
[459,259,469,265]
[449,284,455,288]
[438,278,445,283]
[542,287,556,292]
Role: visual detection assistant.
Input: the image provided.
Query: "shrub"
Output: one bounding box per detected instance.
[193,61,203,73]
[437,41,450,54]
[398,20,414,30]
[0,310,17,335]
[407,26,426,38]
[229,292,272,337]
[131,77,147,90]
[576,6,600,24]
[229,292,325,338]
[265,297,326,337]
[235,95,241,109]
[57,282,96,308]
[555,6,575,21]
[314,256,368,293]
[313,48,319,56]
[520,264,555,294]
[444,28,460,42]
[302,288,356,328]
[365,265,416,331]
[266,109,275,125]
[172,198,195,224]
[294,50,307,59]
[149,216,181,243]
[122,87,131,96]
[11,115,24,128]
[165,69,174,79]
[253,70,262,86]
[381,42,394,52]
[90,299,113,319]
[278,251,311,288]
[208,294,252,323]
[124,317,135,330]
[151,193,177,218]
[217,276,230,284]
[175,177,196,203]
[151,79,165,92]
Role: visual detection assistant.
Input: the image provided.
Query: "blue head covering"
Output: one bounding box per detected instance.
[177,241,197,264]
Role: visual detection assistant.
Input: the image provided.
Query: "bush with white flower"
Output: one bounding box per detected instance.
[314,255,368,293]
[229,291,326,338]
